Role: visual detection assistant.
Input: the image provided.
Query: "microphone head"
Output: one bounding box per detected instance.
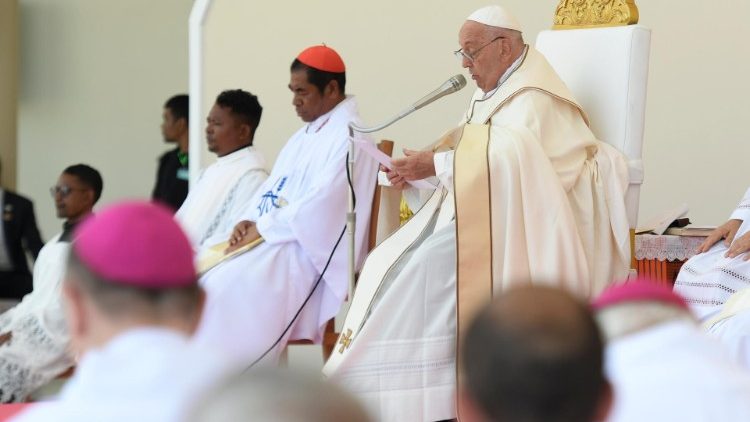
[449,74,467,92]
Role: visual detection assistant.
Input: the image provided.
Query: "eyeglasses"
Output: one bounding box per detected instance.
[50,185,86,198]
[454,36,504,63]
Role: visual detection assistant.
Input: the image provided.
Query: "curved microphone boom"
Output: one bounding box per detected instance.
[344,74,466,304]
[349,74,467,135]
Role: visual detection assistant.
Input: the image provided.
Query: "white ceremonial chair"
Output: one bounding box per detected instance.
[536,25,651,269]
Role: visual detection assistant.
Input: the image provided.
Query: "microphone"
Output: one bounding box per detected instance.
[344,74,466,304]
[412,74,467,111]
[349,74,468,135]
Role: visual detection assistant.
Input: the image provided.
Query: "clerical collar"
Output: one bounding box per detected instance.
[217,145,252,163]
[305,96,352,134]
[481,44,529,100]
[59,218,86,243]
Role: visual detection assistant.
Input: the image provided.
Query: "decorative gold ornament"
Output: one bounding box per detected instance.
[338,328,353,354]
[399,196,414,225]
[553,0,639,29]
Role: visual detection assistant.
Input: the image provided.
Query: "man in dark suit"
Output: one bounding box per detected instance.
[0,162,44,300]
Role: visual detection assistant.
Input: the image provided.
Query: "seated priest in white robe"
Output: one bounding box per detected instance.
[175,89,268,249]
[0,164,102,403]
[192,45,378,366]
[674,186,750,367]
[594,280,750,422]
[11,202,231,422]
[322,5,630,421]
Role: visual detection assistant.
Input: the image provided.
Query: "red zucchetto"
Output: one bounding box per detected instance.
[296,45,345,73]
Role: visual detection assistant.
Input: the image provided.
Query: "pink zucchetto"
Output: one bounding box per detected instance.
[592,278,689,311]
[73,201,196,288]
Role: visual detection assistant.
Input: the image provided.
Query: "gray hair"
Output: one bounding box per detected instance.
[595,302,695,342]
[189,369,372,422]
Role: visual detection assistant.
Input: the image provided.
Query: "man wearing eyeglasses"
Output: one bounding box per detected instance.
[324,5,630,421]
[0,164,101,402]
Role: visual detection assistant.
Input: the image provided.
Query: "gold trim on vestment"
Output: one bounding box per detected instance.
[483,86,590,127]
[453,123,494,420]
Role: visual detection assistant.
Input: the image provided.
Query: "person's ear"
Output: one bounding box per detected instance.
[456,385,489,422]
[84,189,96,208]
[500,38,512,58]
[187,288,207,335]
[239,122,252,144]
[176,117,188,132]
[593,379,615,422]
[62,278,88,355]
[325,80,338,98]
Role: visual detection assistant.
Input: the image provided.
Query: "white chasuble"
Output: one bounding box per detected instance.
[0,235,74,402]
[323,48,629,422]
[175,147,267,248]
[192,97,379,366]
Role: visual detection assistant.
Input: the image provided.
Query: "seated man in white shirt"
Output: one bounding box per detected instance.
[12,201,229,422]
[0,164,102,403]
[175,89,268,249]
[594,279,750,422]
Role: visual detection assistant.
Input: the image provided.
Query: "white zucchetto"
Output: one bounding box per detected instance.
[467,5,523,32]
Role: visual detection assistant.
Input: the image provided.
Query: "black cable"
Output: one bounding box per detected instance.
[243,152,357,371]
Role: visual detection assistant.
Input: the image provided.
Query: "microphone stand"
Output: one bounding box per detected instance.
[345,106,420,302]
[345,74,466,300]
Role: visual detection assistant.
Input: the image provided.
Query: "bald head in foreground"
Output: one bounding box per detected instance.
[460,286,612,422]
[190,369,371,422]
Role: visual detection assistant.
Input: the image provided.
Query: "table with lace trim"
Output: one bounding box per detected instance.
[635,234,706,285]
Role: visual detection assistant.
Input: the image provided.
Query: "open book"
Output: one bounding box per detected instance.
[636,203,689,235]
[664,226,716,237]
[196,238,264,275]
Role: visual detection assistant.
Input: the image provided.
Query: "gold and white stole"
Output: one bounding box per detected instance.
[451,123,495,421]
[322,126,466,375]
[704,288,750,332]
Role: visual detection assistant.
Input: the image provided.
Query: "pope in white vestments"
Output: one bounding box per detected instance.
[192,46,378,366]
[0,165,102,403]
[674,186,750,367]
[175,89,268,248]
[323,6,630,421]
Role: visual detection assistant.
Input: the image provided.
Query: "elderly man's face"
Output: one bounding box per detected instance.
[458,21,507,93]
